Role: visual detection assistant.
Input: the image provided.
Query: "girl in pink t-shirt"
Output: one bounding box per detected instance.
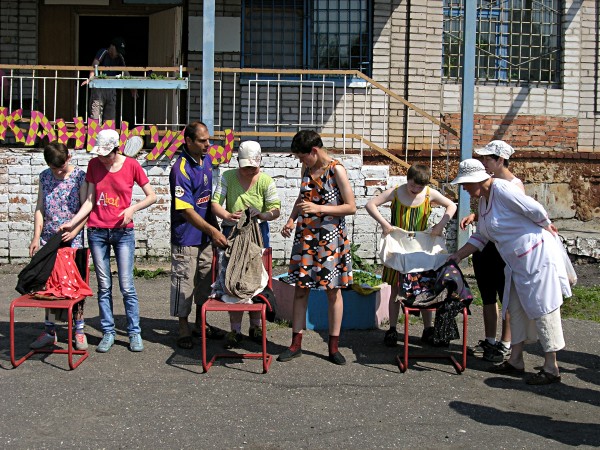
[62,130,156,353]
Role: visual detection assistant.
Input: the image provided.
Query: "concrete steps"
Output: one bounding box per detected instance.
[554,219,600,261]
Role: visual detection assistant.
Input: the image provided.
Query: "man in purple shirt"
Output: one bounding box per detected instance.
[169,121,228,349]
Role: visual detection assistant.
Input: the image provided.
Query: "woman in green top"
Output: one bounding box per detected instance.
[211,141,281,347]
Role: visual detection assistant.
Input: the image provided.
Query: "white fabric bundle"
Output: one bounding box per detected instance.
[379,227,448,273]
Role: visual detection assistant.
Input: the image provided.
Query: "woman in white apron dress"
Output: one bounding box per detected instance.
[450,159,570,385]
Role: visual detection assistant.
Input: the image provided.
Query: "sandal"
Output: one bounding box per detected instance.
[177,335,194,349]
[488,361,525,375]
[526,369,561,385]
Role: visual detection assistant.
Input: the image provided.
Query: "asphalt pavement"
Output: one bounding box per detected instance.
[1,271,599,449]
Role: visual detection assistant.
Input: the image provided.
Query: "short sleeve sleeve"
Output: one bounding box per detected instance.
[262,175,281,211]
[129,158,149,187]
[171,159,196,210]
[212,171,229,206]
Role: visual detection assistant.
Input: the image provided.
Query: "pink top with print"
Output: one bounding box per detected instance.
[85,156,149,228]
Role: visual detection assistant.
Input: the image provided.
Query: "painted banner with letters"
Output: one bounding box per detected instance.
[0,107,233,164]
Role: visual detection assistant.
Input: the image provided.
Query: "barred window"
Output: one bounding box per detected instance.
[242,0,372,74]
[443,0,561,85]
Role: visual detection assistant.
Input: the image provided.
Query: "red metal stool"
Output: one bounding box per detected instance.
[10,249,91,370]
[396,304,468,374]
[201,248,273,374]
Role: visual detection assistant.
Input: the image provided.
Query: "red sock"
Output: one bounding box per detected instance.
[328,335,339,355]
[290,332,303,352]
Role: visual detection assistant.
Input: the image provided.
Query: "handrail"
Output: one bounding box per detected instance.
[212,129,439,186]
[355,72,459,138]
[0,64,456,176]
[0,64,182,72]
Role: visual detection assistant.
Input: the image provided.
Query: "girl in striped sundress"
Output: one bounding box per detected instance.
[366,164,457,348]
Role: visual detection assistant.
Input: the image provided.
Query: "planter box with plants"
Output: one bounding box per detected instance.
[89,76,188,90]
[272,270,391,330]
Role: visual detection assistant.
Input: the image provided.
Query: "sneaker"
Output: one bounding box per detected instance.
[96,333,115,353]
[248,326,263,344]
[224,331,243,349]
[74,332,89,351]
[384,329,398,347]
[467,339,494,356]
[483,344,504,363]
[495,342,511,358]
[129,333,144,352]
[30,332,57,349]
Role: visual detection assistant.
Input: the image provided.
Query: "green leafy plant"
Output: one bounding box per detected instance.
[133,267,166,279]
[350,243,375,274]
[352,270,383,288]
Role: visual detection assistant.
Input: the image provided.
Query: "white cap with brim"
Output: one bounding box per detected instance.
[475,140,515,159]
[238,140,262,168]
[451,159,491,184]
[91,129,120,156]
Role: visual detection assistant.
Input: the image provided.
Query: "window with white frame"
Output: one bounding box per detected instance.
[242,0,372,74]
[443,0,561,85]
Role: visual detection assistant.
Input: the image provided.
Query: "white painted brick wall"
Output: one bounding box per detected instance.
[0,148,459,265]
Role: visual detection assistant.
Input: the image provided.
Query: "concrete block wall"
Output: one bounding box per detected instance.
[0,148,458,265]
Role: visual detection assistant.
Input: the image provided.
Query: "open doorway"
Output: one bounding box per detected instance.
[77,16,149,122]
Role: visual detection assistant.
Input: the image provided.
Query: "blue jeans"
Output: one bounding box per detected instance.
[88,227,140,336]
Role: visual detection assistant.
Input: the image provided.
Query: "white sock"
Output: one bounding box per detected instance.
[501,340,511,349]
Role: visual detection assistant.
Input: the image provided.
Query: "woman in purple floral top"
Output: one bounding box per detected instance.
[28,142,89,351]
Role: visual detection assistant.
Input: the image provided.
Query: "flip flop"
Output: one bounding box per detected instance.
[526,369,561,385]
[488,360,525,375]
[177,335,193,349]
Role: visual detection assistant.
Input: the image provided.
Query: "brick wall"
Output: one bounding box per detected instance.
[0,0,37,65]
[441,114,579,152]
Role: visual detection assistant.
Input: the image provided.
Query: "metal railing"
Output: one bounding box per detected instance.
[0,65,458,168]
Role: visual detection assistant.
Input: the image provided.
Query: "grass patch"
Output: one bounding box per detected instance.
[466,277,600,323]
[562,285,600,322]
[133,267,167,279]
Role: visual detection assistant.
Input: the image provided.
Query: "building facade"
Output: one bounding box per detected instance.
[1,0,598,262]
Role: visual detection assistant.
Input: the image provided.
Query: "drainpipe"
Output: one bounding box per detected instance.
[457,0,477,249]
[202,0,215,135]
[402,0,412,151]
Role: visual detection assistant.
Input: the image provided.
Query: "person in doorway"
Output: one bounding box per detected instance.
[211,140,281,348]
[450,159,569,385]
[29,142,89,351]
[61,129,156,353]
[169,121,228,350]
[278,130,356,365]
[460,140,524,362]
[365,164,457,347]
[81,37,136,122]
